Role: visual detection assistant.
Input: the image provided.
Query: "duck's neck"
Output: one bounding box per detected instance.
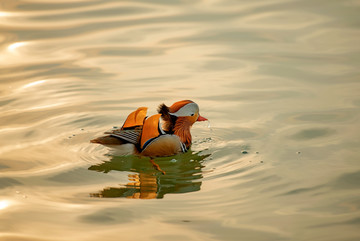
[173,118,193,148]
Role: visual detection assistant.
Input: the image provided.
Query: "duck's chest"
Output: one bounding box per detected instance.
[140,135,186,157]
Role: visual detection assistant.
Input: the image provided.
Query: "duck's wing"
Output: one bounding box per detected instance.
[121,107,148,130]
[105,129,141,144]
[105,107,148,144]
[106,107,148,144]
[90,135,128,145]
[90,107,147,145]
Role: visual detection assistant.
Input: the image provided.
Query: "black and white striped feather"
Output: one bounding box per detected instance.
[104,129,141,144]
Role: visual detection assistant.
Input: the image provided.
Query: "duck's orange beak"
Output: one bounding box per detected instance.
[197,114,208,122]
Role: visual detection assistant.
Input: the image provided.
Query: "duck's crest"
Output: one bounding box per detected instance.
[158,103,176,132]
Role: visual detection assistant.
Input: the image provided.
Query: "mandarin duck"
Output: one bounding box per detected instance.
[90,100,207,174]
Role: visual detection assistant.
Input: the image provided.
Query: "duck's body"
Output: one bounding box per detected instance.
[90,100,207,159]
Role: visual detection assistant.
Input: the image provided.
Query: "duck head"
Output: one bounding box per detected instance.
[158,100,207,148]
[168,100,207,123]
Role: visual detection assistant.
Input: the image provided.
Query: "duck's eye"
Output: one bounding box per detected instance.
[190,113,194,116]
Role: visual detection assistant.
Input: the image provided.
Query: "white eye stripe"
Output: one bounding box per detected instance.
[170,102,199,117]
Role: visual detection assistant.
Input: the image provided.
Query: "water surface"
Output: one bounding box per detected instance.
[1,0,360,240]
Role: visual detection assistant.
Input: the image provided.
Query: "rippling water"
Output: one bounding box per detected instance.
[1,0,360,240]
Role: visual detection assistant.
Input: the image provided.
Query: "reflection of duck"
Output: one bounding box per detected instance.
[90,100,207,174]
[89,151,210,199]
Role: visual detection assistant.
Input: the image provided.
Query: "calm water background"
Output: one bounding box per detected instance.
[1,0,360,240]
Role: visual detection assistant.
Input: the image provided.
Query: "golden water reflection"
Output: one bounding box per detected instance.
[89,151,210,199]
